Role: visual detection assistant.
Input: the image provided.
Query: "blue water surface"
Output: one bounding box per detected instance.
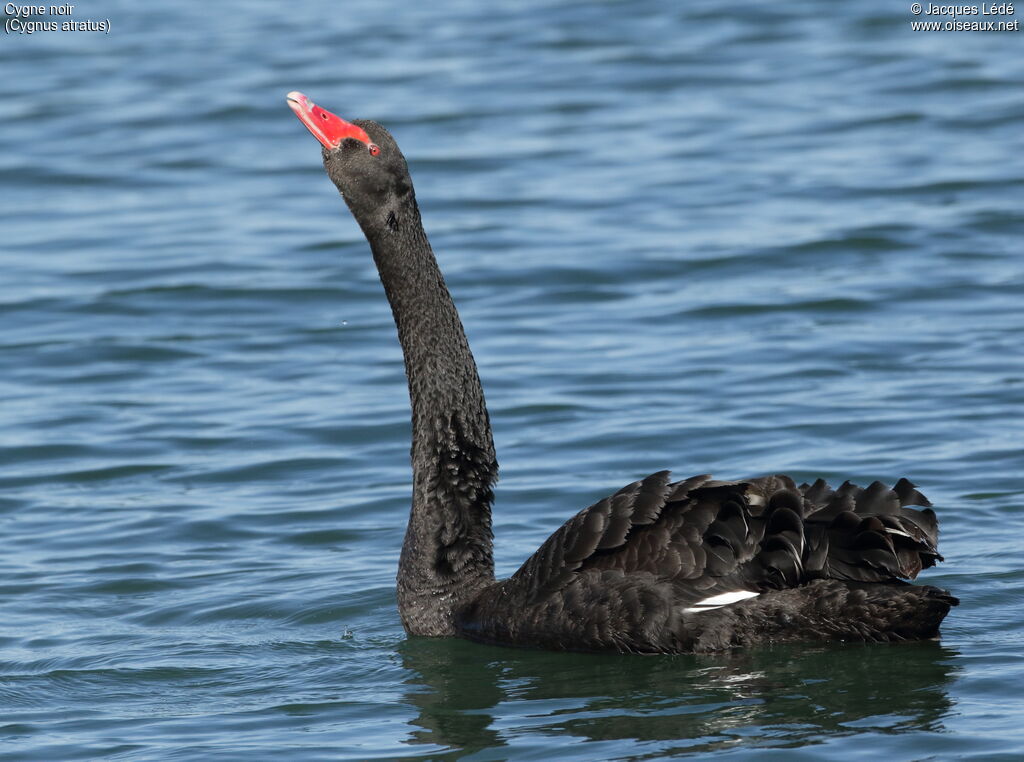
[2,0,1023,758]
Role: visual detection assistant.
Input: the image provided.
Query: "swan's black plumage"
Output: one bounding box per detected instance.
[459,472,956,652]
[288,95,957,653]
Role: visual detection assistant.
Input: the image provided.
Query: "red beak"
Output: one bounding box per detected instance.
[286,91,372,149]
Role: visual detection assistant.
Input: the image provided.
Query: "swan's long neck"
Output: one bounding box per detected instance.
[362,202,498,636]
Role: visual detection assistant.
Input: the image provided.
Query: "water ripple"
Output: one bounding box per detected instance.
[1,0,1022,759]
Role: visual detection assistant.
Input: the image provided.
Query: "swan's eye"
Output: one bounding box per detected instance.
[368,144,380,156]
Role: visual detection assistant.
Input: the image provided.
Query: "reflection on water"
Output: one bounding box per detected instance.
[399,638,958,756]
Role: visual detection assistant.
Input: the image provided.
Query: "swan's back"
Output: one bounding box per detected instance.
[456,472,957,653]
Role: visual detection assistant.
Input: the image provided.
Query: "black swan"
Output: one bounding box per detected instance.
[286,92,958,653]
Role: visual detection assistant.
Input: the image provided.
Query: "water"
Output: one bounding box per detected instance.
[2,0,1022,758]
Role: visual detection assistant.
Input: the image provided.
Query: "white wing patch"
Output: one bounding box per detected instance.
[683,590,760,614]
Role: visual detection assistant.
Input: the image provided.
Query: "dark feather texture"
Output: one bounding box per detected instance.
[455,472,955,652]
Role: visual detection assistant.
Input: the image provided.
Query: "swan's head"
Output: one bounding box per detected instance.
[287,91,414,226]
